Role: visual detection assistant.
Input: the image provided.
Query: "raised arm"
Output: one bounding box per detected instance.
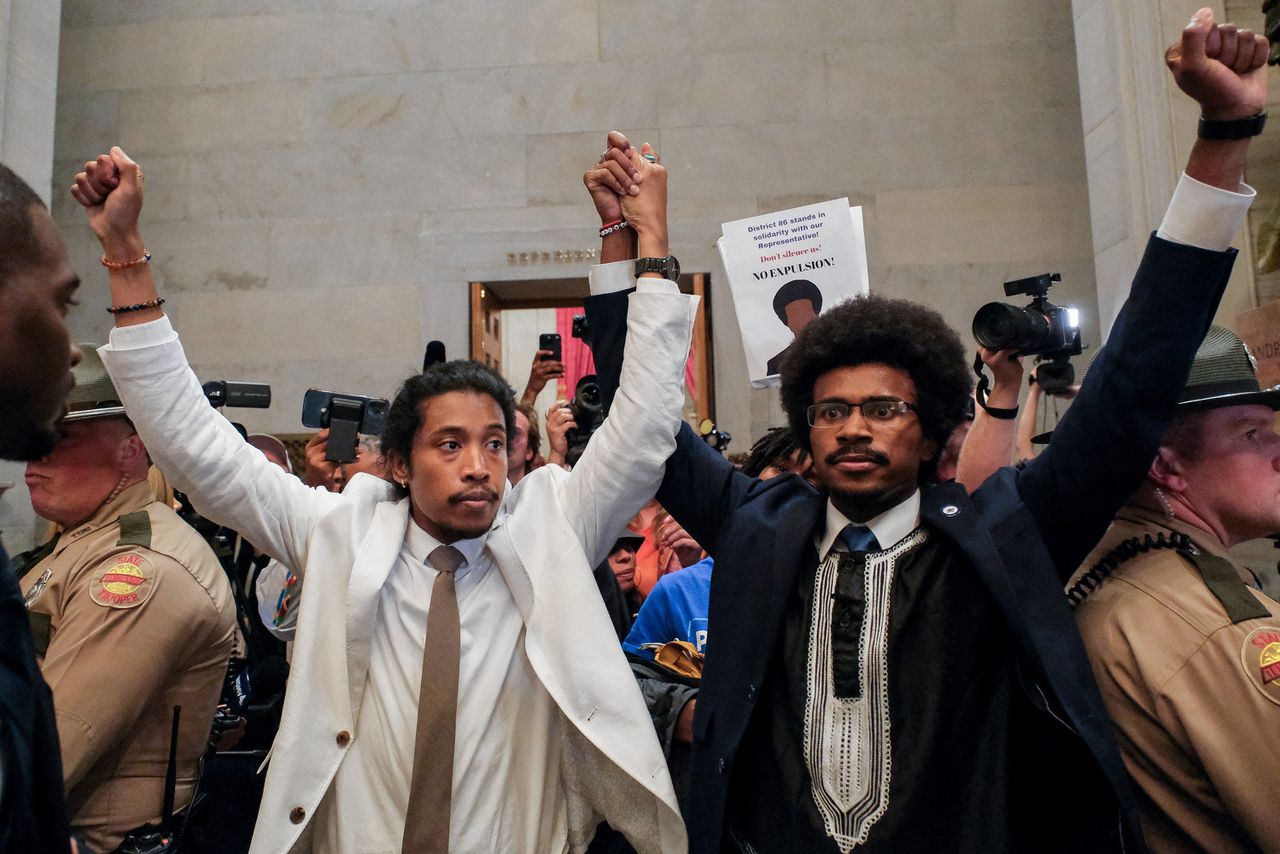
[580,136,761,554]
[72,149,339,571]
[1011,9,1267,577]
[561,140,699,566]
[955,347,1022,492]
[582,132,644,415]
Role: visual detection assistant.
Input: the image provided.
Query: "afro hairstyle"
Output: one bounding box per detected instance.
[779,293,972,454]
[772,279,823,324]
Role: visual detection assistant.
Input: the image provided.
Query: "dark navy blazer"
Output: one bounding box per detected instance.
[585,235,1235,853]
[0,544,71,853]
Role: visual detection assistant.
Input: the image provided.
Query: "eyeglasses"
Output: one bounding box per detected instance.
[806,399,918,428]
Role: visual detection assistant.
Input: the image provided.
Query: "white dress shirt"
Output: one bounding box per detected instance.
[815,490,922,561]
[314,517,567,854]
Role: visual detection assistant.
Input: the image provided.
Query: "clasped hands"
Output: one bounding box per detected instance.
[583,131,669,259]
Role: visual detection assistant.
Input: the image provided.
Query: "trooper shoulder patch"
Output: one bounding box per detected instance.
[1240,626,1280,706]
[89,553,156,609]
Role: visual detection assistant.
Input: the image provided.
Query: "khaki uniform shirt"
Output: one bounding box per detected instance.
[1071,503,1280,853]
[18,481,238,853]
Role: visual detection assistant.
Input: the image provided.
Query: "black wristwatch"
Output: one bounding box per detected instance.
[635,255,681,281]
[1198,112,1267,140]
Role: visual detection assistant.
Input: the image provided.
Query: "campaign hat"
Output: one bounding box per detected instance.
[1178,325,1280,411]
[62,345,127,422]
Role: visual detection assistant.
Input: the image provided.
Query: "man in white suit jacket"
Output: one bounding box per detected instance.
[73,142,692,853]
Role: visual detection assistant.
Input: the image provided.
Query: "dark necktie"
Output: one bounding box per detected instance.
[839,524,880,555]
[402,544,464,854]
[832,525,879,699]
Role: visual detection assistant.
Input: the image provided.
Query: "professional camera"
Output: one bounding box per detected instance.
[972,272,1082,392]
[566,374,604,453]
[571,313,590,341]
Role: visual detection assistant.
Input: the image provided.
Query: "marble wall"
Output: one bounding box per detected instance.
[0,0,62,200]
[50,0,1096,455]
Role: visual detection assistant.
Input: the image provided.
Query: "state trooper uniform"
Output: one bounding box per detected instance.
[1069,327,1280,853]
[13,347,238,853]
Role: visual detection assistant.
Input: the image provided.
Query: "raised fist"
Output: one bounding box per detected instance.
[70,146,144,243]
[1166,8,1269,120]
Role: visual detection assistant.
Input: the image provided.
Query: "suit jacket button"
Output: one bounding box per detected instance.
[336,730,351,747]
[745,683,757,701]
[718,757,727,775]
[290,806,306,824]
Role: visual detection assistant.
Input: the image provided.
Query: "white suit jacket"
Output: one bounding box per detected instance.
[100,282,696,854]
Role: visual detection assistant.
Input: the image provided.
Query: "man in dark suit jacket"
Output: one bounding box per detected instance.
[584,14,1268,852]
[0,163,79,852]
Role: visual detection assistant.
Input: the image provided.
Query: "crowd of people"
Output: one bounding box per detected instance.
[2,9,1280,854]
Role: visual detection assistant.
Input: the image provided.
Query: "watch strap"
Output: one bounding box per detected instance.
[635,255,680,280]
[1198,112,1267,140]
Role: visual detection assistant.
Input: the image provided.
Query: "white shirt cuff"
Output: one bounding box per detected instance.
[588,260,635,295]
[102,315,177,351]
[1156,172,1255,252]
[588,259,680,295]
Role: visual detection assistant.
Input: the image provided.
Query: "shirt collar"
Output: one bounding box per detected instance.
[816,490,921,560]
[58,480,155,549]
[404,515,489,577]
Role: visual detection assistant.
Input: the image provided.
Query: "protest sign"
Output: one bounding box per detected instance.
[719,198,869,388]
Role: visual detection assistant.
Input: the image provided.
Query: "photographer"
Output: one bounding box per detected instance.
[507,403,539,485]
[302,429,386,493]
[952,346,1023,490]
[544,399,575,469]
[518,347,565,408]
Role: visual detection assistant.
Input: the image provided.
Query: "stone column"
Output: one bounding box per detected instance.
[0,0,63,201]
[1073,0,1259,338]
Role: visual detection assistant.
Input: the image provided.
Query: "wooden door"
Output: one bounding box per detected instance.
[469,282,504,373]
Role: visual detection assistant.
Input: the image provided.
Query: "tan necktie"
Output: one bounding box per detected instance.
[402,544,464,853]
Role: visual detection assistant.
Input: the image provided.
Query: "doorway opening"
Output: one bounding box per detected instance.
[469,273,715,431]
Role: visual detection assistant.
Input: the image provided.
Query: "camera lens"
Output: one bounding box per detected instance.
[972,302,1049,352]
[574,378,602,413]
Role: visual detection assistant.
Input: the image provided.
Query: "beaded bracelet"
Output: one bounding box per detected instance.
[599,219,629,238]
[107,297,166,315]
[100,250,152,270]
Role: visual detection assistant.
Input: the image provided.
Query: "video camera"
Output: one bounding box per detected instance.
[200,380,271,441]
[972,272,1082,393]
[301,389,390,463]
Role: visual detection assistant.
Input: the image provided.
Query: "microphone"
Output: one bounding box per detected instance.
[225,655,289,717]
[424,340,447,371]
